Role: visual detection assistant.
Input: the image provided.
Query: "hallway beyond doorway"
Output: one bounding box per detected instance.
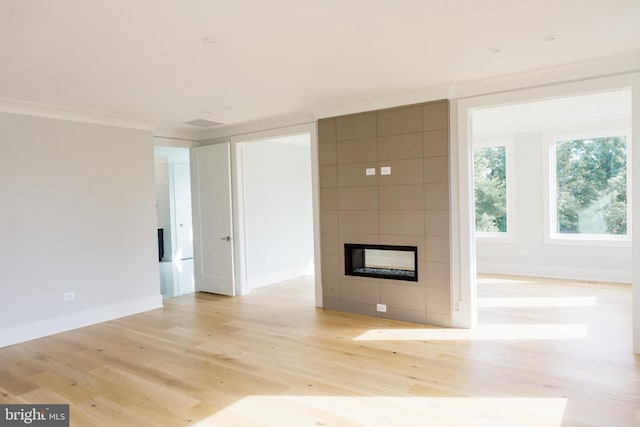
[160,258,194,299]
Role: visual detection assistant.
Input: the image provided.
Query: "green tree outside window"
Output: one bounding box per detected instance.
[555,136,627,235]
[474,146,507,233]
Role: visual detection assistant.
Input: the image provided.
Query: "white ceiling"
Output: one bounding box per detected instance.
[1,0,639,138]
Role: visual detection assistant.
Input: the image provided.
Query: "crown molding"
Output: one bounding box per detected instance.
[153,125,210,141]
[153,136,200,149]
[3,50,638,136]
[311,83,454,120]
[198,111,317,141]
[311,49,640,120]
[450,49,640,101]
[0,97,156,131]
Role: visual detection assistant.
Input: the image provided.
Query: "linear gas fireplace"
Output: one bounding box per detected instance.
[344,243,418,282]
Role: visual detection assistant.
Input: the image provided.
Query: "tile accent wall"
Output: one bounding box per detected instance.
[318,100,451,326]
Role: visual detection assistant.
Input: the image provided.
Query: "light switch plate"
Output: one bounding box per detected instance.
[365,168,376,176]
[380,166,391,175]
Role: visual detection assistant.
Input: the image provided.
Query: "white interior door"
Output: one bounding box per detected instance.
[173,164,193,259]
[190,143,235,296]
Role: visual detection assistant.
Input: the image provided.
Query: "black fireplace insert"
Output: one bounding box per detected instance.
[344,243,418,282]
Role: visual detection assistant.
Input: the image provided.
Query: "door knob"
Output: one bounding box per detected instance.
[220,236,231,241]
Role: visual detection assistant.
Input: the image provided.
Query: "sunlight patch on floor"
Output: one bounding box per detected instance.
[478,296,597,308]
[353,324,588,341]
[193,396,567,427]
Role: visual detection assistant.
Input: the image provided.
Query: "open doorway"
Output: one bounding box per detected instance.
[236,133,315,292]
[470,90,633,350]
[154,146,195,298]
[452,75,640,352]
[471,89,632,285]
[191,123,320,303]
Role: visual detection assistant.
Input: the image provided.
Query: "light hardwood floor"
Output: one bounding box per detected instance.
[1,275,638,426]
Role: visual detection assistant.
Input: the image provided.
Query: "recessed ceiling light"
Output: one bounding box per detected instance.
[486,47,502,54]
[201,37,218,44]
[542,34,559,42]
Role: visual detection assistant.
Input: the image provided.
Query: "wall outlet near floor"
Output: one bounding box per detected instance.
[376,303,387,312]
[63,292,75,302]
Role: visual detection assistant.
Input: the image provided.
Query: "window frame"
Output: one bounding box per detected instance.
[544,128,632,247]
[473,136,516,243]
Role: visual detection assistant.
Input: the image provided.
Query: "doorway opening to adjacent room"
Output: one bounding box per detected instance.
[453,74,639,352]
[190,123,321,305]
[471,90,632,338]
[154,146,195,298]
[235,133,315,293]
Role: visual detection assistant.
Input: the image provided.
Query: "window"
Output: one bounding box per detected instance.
[551,134,630,240]
[474,144,510,236]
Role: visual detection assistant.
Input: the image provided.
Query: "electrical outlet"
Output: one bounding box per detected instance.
[376,303,387,312]
[64,292,75,302]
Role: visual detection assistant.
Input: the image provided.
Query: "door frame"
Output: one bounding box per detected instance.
[451,72,640,353]
[207,122,321,305]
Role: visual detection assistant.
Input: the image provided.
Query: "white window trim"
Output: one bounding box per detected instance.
[543,128,632,247]
[473,136,516,243]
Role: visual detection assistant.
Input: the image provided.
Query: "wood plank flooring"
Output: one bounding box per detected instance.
[1,275,638,426]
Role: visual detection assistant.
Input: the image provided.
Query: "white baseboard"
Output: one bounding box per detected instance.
[247,267,310,289]
[477,262,631,283]
[452,302,474,329]
[0,295,163,348]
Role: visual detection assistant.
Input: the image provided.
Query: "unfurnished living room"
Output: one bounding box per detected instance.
[1,1,639,426]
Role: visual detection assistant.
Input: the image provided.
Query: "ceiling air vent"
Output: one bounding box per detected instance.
[184,118,224,127]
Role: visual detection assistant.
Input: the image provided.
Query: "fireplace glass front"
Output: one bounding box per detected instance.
[344,244,418,282]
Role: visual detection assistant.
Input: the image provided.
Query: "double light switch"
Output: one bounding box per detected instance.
[365,166,392,176]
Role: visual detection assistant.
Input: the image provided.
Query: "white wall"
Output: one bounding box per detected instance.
[0,112,162,347]
[476,131,632,282]
[241,137,314,288]
[474,92,632,283]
